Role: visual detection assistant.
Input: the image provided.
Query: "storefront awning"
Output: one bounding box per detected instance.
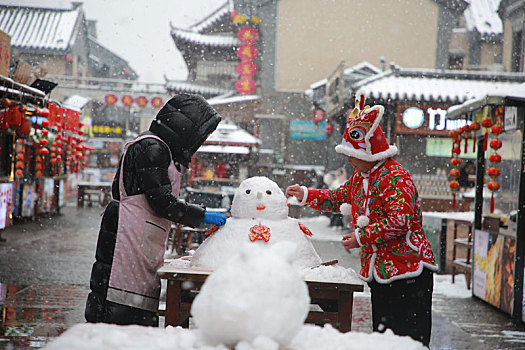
[446,83,525,119]
[197,145,250,154]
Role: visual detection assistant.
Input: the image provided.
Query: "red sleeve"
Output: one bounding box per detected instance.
[305,177,353,213]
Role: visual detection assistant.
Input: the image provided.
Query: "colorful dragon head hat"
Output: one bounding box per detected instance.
[334,91,397,162]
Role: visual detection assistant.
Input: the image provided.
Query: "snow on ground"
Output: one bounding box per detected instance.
[433,273,472,299]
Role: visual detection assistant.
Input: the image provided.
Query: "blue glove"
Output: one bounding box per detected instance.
[203,211,227,226]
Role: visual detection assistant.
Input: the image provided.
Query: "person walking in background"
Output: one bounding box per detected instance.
[286,92,437,347]
[85,94,227,327]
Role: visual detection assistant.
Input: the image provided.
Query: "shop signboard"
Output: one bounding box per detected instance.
[0,182,12,229]
[473,229,515,315]
[0,30,11,77]
[505,106,517,131]
[396,105,469,136]
[41,178,55,213]
[325,61,345,118]
[21,183,36,217]
[290,120,326,140]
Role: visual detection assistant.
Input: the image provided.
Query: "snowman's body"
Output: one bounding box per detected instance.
[190,177,322,270]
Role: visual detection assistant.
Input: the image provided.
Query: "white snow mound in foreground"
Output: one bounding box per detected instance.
[191,241,310,347]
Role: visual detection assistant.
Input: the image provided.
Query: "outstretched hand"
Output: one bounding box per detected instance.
[203,211,227,226]
[342,231,360,250]
[285,184,304,201]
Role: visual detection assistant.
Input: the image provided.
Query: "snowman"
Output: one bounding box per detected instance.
[190,176,322,270]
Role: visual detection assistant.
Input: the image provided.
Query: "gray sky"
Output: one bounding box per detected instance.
[0,0,226,83]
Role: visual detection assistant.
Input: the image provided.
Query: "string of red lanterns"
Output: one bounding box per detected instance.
[232,10,261,95]
[104,94,163,108]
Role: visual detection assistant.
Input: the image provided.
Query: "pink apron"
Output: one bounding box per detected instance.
[107,135,180,312]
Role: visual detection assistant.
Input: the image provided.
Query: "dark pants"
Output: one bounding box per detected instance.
[367,268,433,347]
[86,292,158,327]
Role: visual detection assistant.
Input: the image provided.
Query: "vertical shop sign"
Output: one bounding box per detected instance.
[0,31,11,77]
[0,182,12,229]
[504,106,517,131]
[473,229,488,300]
[325,61,345,118]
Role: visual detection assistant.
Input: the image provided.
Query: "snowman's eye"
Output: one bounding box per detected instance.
[245,189,251,194]
[266,190,272,195]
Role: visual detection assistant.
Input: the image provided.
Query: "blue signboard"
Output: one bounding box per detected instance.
[290,120,326,140]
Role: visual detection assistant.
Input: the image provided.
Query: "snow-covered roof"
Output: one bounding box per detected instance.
[165,80,233,96]
[63,95,91,111]
[187,0,233,33]
[0,4,82,51]
[208,94,260,106]
[463,0,502,38]
[353,68,525,104]
[171,27,239,47]
[447,82,525,119]
[197,145,250,154]
[204,120,260,146]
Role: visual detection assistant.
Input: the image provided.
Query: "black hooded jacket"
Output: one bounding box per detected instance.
[85,94,221,325]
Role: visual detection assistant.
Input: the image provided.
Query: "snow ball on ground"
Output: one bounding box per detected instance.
[191,241,310,347]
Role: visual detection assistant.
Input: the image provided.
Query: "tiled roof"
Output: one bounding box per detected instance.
[165,80,233,96]
[0,4,82,51]
[353,68,525,104]
[187,0,233,33]
[171,27,239,47]
[463,0,502,38]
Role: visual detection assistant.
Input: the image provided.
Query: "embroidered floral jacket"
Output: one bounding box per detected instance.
[305,159,437,283]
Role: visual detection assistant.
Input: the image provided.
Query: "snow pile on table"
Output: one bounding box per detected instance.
[191,242,310,347]
[190,176,322,270]
[300,264,361,283]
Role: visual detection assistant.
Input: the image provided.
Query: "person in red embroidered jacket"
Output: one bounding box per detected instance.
[286,91,437,347]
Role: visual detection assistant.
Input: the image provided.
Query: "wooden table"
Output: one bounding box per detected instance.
[157,265,364,332]
[77,181,112,207]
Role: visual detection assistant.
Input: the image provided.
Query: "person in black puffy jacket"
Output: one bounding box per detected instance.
[85,94,227,326]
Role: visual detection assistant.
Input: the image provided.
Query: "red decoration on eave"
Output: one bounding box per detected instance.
[151,97,163,109]
[135,96,148,108]
[121,95,133,107]
[236,61,258,77]
[237,44,259,61]
[235,77,256,95]
[312,109,325,124]
[237,26,259,43]
[105,94,118,106]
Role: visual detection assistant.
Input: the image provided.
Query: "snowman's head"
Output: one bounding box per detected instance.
[231,176,288,219]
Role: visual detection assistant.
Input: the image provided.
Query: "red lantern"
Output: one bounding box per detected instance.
[17,117,31,136]
[235,77,257,95]
[470,121,480,152]
[41,129,49,137]
[487,167,501,178]
[491,125,503,135]
[487,181,501,213]
[40,148,49,156]
[237,26,259,43]
[39,139,49,147]
[449,169,460,178]
[489,154,502,164]
[135,96,148,108]
[105,94,118,106]
[236,61,258,77]
[41,119,50,128]
[449,180,460,209]
[450,158,462,167]
[151,97,163,109]
[489,139,502,150]
[236,44,259,61]
[481,117,492,151]
[121,95,133,107]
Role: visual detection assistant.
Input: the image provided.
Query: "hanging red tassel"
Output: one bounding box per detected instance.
[452,192,456,209]
[490,192,495,213]
[473,134,476,152]
[483,131,489,151]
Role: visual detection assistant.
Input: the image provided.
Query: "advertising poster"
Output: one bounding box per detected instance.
[0,182,12,229]
[473,229,488,300]
[473,229,516,315]
[42,178,55,213]
[21,183,36,217]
